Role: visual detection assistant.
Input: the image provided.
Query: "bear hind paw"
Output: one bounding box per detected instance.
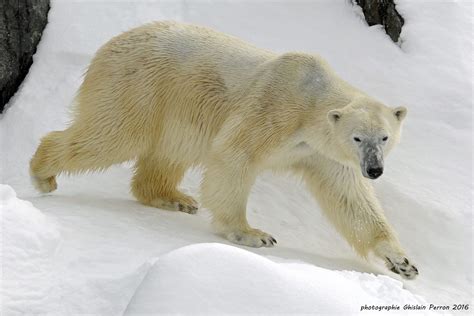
[147,195,198,214]
[31,175,57,193]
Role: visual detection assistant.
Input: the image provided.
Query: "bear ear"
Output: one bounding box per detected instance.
[327,109,342,125]
[393,106,407,122]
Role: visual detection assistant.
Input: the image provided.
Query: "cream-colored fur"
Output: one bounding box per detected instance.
[30,21,417,279]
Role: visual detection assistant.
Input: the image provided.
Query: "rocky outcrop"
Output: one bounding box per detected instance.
[0,0,50,113]
[355,0,404,43]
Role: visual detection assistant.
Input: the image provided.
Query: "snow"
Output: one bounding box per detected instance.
[1,185,60,314]
[126,243,423,314]
[1,0,472,314]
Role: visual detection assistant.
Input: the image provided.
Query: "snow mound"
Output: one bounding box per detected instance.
[56,260,154,315]
[0,185,61,314]
[125,243,423,314]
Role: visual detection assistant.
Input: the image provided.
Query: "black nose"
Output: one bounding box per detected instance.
[367,167,383,179]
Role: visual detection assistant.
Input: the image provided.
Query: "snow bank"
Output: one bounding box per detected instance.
[0,185,157,315]
[126,243,423,314]
[0,185,60,314]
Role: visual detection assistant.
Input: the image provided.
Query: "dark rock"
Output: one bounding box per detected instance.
[0,0,50,113]
[355,0,404,43]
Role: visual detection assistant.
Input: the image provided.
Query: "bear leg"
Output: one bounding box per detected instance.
[201,154,276,247]
[296,157,418,279]
[131,155,198,214]
[30,124,137,193]
[30,131,65,193]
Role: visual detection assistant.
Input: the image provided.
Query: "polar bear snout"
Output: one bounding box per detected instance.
[362,160,384,179]
[366,167,383,179]
[359,143,384,179]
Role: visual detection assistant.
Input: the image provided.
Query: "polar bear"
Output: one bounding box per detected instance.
[30,21,417,279]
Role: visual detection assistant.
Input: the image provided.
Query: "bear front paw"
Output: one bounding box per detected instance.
[386,257,419,280]
[226,228,277,248]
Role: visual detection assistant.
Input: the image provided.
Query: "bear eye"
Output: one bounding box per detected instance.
[353,137,361,142]
[382,136,388,141]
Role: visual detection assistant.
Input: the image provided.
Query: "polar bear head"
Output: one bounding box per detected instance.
[326,97,407,179]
